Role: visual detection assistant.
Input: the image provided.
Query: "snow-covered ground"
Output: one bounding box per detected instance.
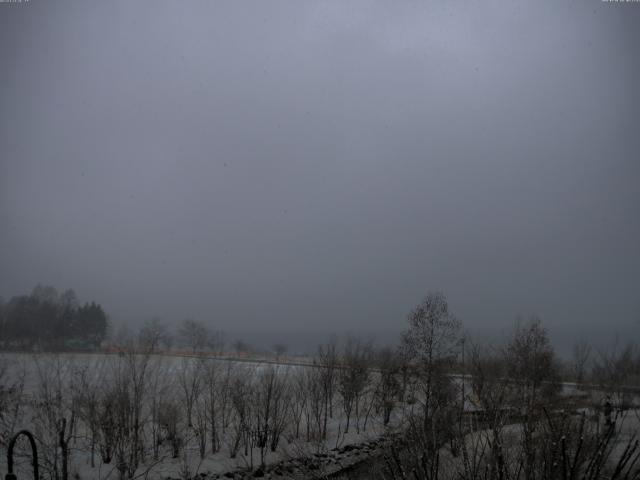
[0,353,410,479]
[2,352,638,479]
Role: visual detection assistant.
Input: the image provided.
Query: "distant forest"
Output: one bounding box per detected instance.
[0,285,108,350]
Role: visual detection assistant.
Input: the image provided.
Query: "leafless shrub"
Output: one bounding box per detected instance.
[177,357,202,428]
[289,368,308,440]
[304,366,327,446]
[374,347,402,426]
[104,351,153,479]
[593,342,640,413]
[157,399,182,458]
[30,354,78,480]
[316,339,339,437]
[338,337,372,434]
[0,355,26,448]
[226,366,252,459]
[252,365,291,467]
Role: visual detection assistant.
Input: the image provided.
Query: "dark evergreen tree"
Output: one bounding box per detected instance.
[1,286,109,350]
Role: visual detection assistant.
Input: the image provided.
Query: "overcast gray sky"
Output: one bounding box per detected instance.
[1,0,639,348]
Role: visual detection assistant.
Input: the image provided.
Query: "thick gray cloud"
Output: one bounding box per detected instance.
[1,0,639,349]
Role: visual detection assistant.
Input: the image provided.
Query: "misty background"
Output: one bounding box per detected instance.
[1,0,639,355]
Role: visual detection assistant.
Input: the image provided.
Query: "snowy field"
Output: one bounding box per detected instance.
[2,353,638,479]
[0,352,411,479]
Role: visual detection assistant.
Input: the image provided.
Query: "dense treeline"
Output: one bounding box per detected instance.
[0,285,108,350]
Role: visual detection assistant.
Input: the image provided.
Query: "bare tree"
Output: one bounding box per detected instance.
[31,354,78,480]
[267,368,291,452]
[379,293,463,479]
[192,398,207,461]
[402,292,461,432]
[289,368,308,440]
[251,365,291,468]
[106,351,153,479]
[227,366,253,459]
[201,359,221,453]
[593,341,640,413]
[571,339,592,384]
[177,319,209,353]
[138,318,173,353]
[219,360,235,434]
[316,338,338,438]
[157,399,183,458]
[177,357,203,428]
[466,341,514,477]
[374,347,401,426]
[337,337,371,434]
[146,356,172,461]
[75,358,110,468]
[504,317,560,480]
[303,367,325,445]
[0,355,26,449]
[505,317,560,410]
